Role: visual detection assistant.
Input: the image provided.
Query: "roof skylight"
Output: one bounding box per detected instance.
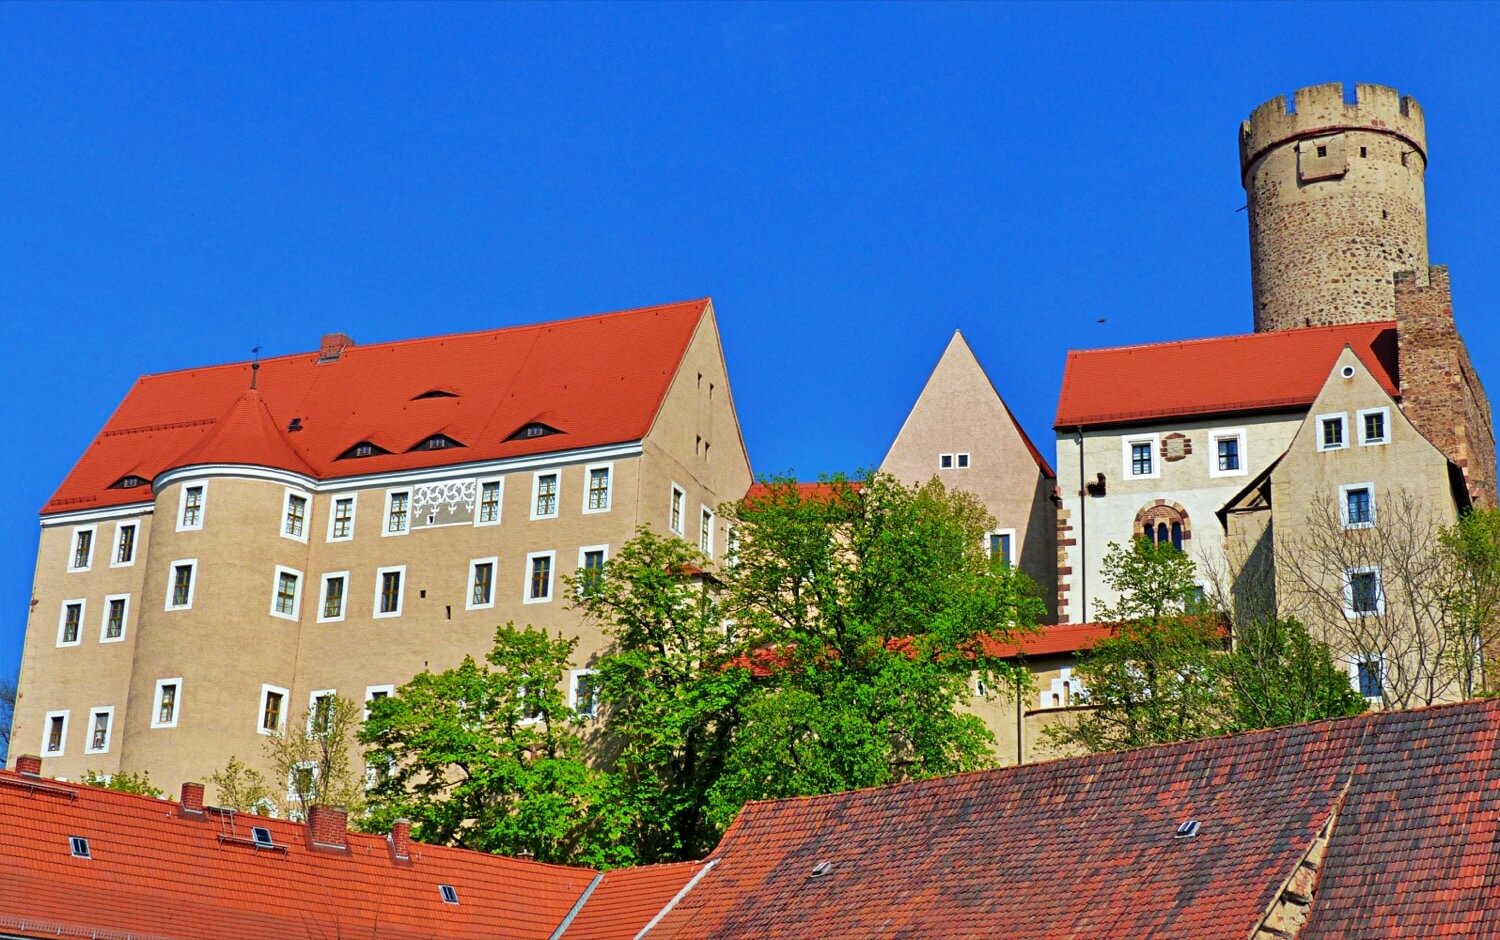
[251,826,275,848]
[70,836,91,858]
[439,884,459,904]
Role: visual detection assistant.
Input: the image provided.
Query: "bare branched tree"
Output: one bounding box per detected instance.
[0,674,16,764]
[264,695,366,818]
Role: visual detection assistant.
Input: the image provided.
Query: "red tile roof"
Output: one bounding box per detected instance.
[741,480,860,504]
[646,698,1500,939]
[975,622,1115,658]
[44,299,710,515]
[1054,321,1399,429]
[561,861,706,939]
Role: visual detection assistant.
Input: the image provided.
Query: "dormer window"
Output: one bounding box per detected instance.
[412,388,458,400]
[110,475,147,489]
[507,422,561,442]
[339,441,390,460]
[411,434,463,452]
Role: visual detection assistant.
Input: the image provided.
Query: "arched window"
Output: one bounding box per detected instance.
[1138,503,1190,550]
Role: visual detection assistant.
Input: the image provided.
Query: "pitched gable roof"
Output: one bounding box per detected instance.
[45,299,710,515]
[1055,321,1399,430]
[645,698,1500,939]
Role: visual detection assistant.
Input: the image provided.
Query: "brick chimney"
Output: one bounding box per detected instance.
[317,332,355,363]
[390,818,412,859]
[307,805,349,849]
[14,755,42,777]
[179,782,205,816]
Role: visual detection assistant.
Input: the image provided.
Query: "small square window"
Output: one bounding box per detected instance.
[955,453,970,469]
[70,836,91,859]
[1131,443,1152,476]
[940,454,954,469]
[1343,485,1375,528]
[1358,408,1390,446]
[1318,414,1347,451]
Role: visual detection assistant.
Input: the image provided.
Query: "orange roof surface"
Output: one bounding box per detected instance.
[976,622,1115,658]
[45,299,710,515]
[1054,321,1399,429]
[561,861,706,939]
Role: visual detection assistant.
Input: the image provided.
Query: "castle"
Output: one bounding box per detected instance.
[7,83,1496,787]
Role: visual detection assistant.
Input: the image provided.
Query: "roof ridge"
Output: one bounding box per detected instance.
[1065,319,1396,357]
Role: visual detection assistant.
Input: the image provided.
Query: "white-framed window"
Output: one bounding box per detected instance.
[281,489,311,542]
[100,594,130,643]
[986,529,1016,567]
[152,678,182,729]
[1317,413,1348,452]
[467,557,498,610]
[725,526,740,568]
[85,706,115,755]
[955,453,970,469]
[578,545,608,595]
[569,669,600,718]
[68,525,96,572]
[364,684,395,719]
[1208,428,1249,478]
[374,565,406,618]
[42,709,69,756]
[669,484,685,535]
[1343,566,1385,617]
[531,471,560,520]
[1358,407,1390,446]
[475,477,503,527]
[287,761,319,803]
[1122,434,1160,479]
[1348,654,1386,701]
[318,571,349,623]
[583,463,613,514]
[177,484,206,532]
[383,490,410,536]
[165,559,198,611]
[1340,482,1377,529]
[269,566,303,620]
[56,599,86,647]
[307,689,337,736]
[258,684,289,735]
[111,521,139,568]
[700,507,715,557]
[327,495,357,542]
[525,550,555,604]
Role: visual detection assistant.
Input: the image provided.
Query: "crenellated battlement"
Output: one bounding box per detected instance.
[1239,82,1426,177]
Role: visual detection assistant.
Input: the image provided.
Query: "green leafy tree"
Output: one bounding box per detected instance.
[81,769,164,798]
[1441,507,1500,697]
[1225,616,1367,729]
[571,528,750,865]
[361,623,606,864]
[708,473,1044,826]
[208,756,275,814]
[266,695,367,819]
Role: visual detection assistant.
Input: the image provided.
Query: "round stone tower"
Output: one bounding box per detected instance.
[1240,82,1428,332]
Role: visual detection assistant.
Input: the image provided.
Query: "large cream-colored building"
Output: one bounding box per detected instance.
[10,299,752,790]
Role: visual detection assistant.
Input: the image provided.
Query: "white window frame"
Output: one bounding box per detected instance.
[725,525,739,568]
[1357,406,1391,447]
[530,470,561,521]
[111,521,139,568]
[287,761,320,802]
[955,453,971,469]
[1208,428,1249,479]
[939,453,954,469]
[152,678,182,729]
[364,684,395,719]
[84,706,115,755]
[176,483,207,532]
[1343,565,1386,618]
[1122,434,1161,480]
[373,565,406,619]
[56,598,86,648]
[582,462,613,514]
[466,556,499,610]
[524,550,556,604]
[1339,482,1377,530]
[99,593,130,644]
[307,689,337,734]
[986,529,1018,566]
[1347,653,1387,702]
[68,525,97,573]
[317,571,349,623]
[474,476,504,528]
[569,668,600,718]
[165,558,198,611]
[669,483,686,535]
[258,684,290,736]
[1316,413,1349,452]
[327,495,357,543]
[42,709,70,756]
[577,544,609,594]
[269,566,304,621]
[280,488,312,543]
[382,489,411,537]
[699,506,716,558]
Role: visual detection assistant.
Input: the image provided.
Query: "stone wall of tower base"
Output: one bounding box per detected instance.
[1396,266,1498,508]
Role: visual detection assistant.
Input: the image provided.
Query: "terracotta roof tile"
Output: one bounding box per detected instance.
[45,299,709,515]
[563,861,705,939]
[1054,321,1399,429]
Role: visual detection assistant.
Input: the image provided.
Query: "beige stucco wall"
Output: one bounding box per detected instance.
[881,332,1057,617]
[963,654,1087,767]
[11,305,753,795]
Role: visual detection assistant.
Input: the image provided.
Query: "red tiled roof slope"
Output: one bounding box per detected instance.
[0,778,593,939]
[648,699,1500,939]
[562,861,705,939]
[1055,321,1399,429]
[976,622,1114,658]
[45,299,709,515]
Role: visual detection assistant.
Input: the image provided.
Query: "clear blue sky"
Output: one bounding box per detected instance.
[3,2,1499,679]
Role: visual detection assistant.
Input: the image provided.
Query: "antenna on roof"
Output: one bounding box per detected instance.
[250,346,262,390]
